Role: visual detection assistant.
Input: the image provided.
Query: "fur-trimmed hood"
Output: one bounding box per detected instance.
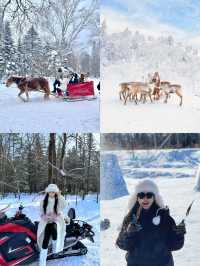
[127,179,165,211]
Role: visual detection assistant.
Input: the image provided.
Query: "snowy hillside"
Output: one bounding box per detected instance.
[102,30,200,93]
[0,79,99,132]
[0,194,100,266]
[101,149,200,266]
[101,154,128,200]
[101,29,200,132]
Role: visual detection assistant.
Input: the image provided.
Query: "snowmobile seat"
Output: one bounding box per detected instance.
[11,218,37,234]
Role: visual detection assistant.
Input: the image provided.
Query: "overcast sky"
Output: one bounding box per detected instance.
[102,0,200,46]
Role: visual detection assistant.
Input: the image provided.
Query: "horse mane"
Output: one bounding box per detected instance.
[10,76,26,85]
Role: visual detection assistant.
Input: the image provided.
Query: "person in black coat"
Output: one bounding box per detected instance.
[116,179,186,266]
[52,68,63,95]
[69,73,79,84]
[97,82,100,94]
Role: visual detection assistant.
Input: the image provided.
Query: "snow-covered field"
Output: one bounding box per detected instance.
[0,79,99,132]
[101,65,200,132]
[0,194,100,266]
[101,149,200,266]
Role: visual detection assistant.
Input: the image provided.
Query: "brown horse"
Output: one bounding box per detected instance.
[6,76,51,102]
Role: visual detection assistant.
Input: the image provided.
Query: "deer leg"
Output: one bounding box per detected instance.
[142,93,146,104]
[124,92,130,105]
[179,95,183,106]
[119,91,122,100]
[164,93,169,103]
[134,93,138,104]
[122,90,124,100]
[176,90,183,106]
[149,92,153,102]
[135,93,138,102]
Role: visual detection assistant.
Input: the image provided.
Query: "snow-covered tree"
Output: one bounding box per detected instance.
[3,21,16,75]
[0,44,5,79]
[23,25,43,75]
[38,0,98,65]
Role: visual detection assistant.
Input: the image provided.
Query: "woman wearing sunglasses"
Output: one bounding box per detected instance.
[116,179,185,266]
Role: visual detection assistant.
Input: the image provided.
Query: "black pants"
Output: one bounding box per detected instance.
[42,223,57,249]
[53,80,61,93]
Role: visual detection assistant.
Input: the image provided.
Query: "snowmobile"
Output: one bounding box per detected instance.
[0,205,95,266]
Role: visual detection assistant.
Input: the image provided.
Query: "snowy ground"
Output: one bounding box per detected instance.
[0,194,100,266]
[0,79,99,132]
[101,64,200,132]
[101,150,200,266]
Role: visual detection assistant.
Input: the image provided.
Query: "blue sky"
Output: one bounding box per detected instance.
[102,0,200,41]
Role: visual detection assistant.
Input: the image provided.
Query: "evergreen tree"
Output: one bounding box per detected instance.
[3,21,16,75]
[0,44,4,79]
[23,25,42,75]
[16,37,25,76]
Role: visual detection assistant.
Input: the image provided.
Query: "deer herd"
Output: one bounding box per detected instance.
[119,72,183,106]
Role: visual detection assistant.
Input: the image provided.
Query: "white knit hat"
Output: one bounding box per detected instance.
[45,184,59,193]
[127,179,165,211]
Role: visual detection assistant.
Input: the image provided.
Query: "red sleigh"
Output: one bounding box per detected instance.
[63,81,97,101]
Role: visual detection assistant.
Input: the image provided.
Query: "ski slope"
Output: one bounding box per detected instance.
[0,194,100,266]
[101,65,200,132]
[0,79,99,132]
[101,150,200,266]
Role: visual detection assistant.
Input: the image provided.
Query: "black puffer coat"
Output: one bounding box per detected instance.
[116,203,184,266]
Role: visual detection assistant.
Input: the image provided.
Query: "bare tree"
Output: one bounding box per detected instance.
[0,0,51,30]
[38,0,98,63]
[48,133,57,183]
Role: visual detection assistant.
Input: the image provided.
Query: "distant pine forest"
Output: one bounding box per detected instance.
[101,134,200,150]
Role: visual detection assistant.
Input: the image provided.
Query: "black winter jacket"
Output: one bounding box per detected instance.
[116,204,184,266]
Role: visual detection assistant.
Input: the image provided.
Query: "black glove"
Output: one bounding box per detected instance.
[127,214,142,233]
[174,220,186,235]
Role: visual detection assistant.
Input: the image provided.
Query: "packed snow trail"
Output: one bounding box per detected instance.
[0,194,100,266]
[0,80,99,132]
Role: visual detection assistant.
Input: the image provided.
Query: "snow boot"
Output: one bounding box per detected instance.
[39,248,48,266]
[52,240,57,254]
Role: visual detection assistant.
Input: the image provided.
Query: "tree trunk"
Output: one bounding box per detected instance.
[48,133,57,183]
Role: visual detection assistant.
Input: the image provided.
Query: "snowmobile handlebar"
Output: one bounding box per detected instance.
[68,219,95,243]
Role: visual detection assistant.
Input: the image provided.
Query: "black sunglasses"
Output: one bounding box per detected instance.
[137,192,154,199]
